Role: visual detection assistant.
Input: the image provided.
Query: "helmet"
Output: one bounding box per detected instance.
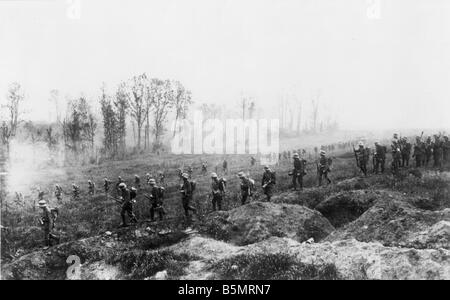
[320,150,326,155]
[88,180,92,184]
[237,171,245,178]
[38,200,47,207]
[131,187,137,192]
[374,141,379,145]
[293,153,299,158]
[181,173,189,179]
[211,172,218,178]
[135,174,139,178]
[358,141,364,147]
[118,183,127,189]
[264,165,270,170]
[148,179,156,184]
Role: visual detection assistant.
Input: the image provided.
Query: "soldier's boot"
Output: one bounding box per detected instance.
[119,214,128,227]
[150,207,155,222]
[212,200,217,211]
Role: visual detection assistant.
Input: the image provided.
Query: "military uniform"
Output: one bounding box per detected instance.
[424,139,433,167]
[210,174,225,211]
[103,178,111,194]
[391,148,402,175]
[400,139,412,167]
[148,183,165,221]
[180,175,196,217]
[355,145,369,176]
[38,201,59,247]
[412,139,424,168]
[433,138,443,168]
[88,181,95,195]
[443,137,450,164]
[54,185,62,201]
[261,167,276,202]
[374,143,387,174]
[238,174,252,205]
[134,175,141,189]
[292,155,306,190]
[119,185,137,226]
[318,152,332,186]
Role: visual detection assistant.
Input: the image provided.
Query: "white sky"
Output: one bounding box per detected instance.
[1,0,450,130]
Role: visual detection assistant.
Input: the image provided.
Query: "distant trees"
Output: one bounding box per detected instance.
[127,74,148,150]
[172,81,192,137]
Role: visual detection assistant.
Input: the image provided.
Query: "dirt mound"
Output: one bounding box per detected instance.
[271,188,331,209]
[169,236,450,280]
[326,195,450,249]
[335,177,370,191]
[201,201,334,246]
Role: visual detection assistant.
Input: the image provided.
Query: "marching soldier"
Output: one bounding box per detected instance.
[317,150,332,186]
[202,162,208,174]
[391,147,402,176]
[158,171,165,185]
[424,137,433,167]
[222,159,228,174]
[88,180,95,196]
[238,172,254,205]
[180,173,197,218]
[187,166,194,178]
[103,177,111,194]
[38,188,45,201]
[291,153,306,190]
[37,200,59,247]
[433,135,443,168]
[146,179,165,222]
[72,183,80,201]
[250,156,256,167]
[54,184,62,202]
[412,137,424,168]
[354,142,369,176]
[134,175,141,189]
[116,176,124,195]
[146,173,152,185]
[373,142,387,174]
[118,183,137,227]
[261,166,276,202]
[400,138,412,167]
[210,173,226,211]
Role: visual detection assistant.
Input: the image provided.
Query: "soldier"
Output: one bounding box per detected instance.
[134,175,141,189]
[72,183,80,201]
[391,147,402,175]
[187,166,194,178]
[261,166,276,202]
[238,172,254,205]
[54,184,62,202]
[291,153,306,190]
[210,173,226,211]
[88,180,95,196]
[179,173,197,217]
[158,171,165,185]
[443,136,450,164]
[433,135,443,168]
[118,183,137,227]
[222,159,228,174]
[424,137,433,167]
[146,173,152,185]
[37,200,59,247]
[373,142,387,174]
[354,142,369,176]
[400,138,412,167]
[412,137,424,168]
[103,177,111,194]
[116,176,124,194]
[201,162,208,174]
[146,179,165,222]
[317,150,332,186]
[250,156,256,166]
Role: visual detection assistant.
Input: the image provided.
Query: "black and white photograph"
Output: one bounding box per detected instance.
[0,0,449,283]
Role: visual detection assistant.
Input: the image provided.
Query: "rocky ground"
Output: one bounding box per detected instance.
[2,171,449,280]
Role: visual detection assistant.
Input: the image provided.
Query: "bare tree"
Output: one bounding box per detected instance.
[127,74,148,150]
[4,82,25,137]
[49,89,61,124]
[311,90,321,133]
[114,83,128,154]
[149,79,174,151]
[172,81,192,137]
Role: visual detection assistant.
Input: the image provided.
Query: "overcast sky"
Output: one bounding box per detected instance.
[1,0,449,130]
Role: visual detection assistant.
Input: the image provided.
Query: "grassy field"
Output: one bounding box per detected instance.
[1,143,449,261]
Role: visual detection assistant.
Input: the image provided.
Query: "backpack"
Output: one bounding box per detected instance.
[190,181,196,193]
[158,186,165,199]
[218,178,227,191]
[50,208,59,223]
